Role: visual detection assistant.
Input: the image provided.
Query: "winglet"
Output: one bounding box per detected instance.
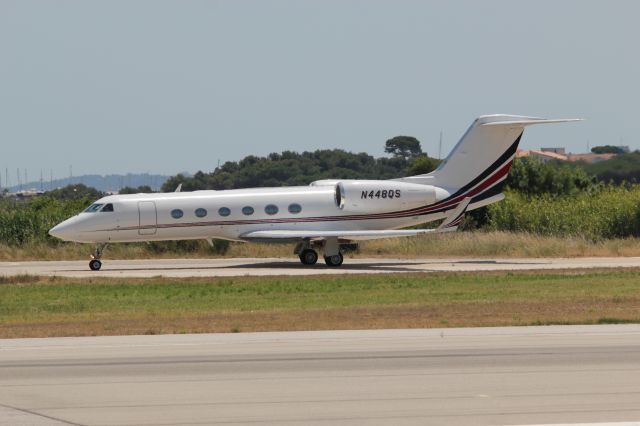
[437,197,471,231]
[174,184,183,192]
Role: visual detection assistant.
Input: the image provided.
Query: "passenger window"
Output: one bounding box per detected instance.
[195,208,207,218]
[84,204,103,213]
[171,209,184,219]
[288,203,302,214]
[218,207,231,217]
[264,204,278,215]
[242,206,254,216]
[101,203,114,212]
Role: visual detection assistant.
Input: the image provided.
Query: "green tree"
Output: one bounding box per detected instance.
[119,185,154,194]
[161,150,412,191]
[583,151,640,184]
[591,145,626,154]
[384,136,422,159]
[407,155,439,176]
[505,158,595,196]
[47,184,102,201]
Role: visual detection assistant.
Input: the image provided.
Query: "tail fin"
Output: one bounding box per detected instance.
[400,115,581,192]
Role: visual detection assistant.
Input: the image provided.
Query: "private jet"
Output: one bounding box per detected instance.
[49,115,580,270]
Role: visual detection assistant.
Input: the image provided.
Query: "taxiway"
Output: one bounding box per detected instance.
[1,256,639,278]
[1,325,640,425]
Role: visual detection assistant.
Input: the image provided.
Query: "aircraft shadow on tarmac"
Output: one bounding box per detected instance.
[68,259,547,274]
[218,261,427,272]
[71,261,427,273]
[454,259,547,265]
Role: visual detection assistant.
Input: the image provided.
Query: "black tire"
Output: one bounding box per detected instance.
[89,259,102,271]
[324,253,344,267]
[299,249,318,265]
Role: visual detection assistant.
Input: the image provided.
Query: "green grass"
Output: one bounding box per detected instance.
[2,269,640,338]
[0,271,635,314]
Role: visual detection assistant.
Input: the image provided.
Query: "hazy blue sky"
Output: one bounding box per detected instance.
[1,0,638,178]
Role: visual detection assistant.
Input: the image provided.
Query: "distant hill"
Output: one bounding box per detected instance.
[7,173,170,193]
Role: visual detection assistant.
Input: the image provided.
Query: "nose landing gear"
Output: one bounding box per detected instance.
[89,243,108,271]
[89,259,102,271]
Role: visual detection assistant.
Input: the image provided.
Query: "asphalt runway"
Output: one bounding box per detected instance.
[1,325,640,425]
[1,256,640,278]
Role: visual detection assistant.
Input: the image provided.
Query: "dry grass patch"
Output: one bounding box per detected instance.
[2,232,640,262]
[2,301,639,339]
[362,232,640,258]
[1,269,640,338]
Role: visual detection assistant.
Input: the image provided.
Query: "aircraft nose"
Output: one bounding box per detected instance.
[49,219,77,241]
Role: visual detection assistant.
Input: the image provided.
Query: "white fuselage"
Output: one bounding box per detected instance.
[47,114,580,270]
[49,180,462,244]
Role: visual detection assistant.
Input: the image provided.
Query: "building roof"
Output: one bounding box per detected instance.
[516,149,620,164]
[528,150,568,161]
[566,153,617,163]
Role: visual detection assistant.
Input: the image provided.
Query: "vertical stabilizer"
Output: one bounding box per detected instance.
[399,115,581,194]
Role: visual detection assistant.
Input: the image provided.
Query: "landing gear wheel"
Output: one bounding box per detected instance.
[89,259,102,271]
[324,253,344,267]
[299,249,318,265]
[88,243,108,271]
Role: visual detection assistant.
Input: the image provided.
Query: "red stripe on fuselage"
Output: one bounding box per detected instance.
[104,159,513,232]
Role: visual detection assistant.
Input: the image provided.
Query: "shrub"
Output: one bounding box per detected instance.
[486,186,640,240]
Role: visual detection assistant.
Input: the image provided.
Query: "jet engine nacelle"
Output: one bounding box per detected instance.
[334,180,450,213]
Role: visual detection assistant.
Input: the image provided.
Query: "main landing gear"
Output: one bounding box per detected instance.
[298,249,343,267]
[89,243,108,271]
[295,238,348,267]
[323,253,344,267]
[299,248,318,265]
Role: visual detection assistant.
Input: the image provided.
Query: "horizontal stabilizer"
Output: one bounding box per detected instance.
[481,118,583,127]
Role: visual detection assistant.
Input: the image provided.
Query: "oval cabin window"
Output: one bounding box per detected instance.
[218,207,231,217]
[288,203,302,214]
[195,208,207,218]
[242,206,254,216]
[171,209,184,219]
[264,204,278,215]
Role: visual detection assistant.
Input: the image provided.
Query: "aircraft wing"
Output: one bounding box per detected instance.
[240,198,471,242]
[240,227,456,241]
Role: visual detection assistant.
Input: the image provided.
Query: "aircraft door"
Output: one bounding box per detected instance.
[138,201,157,235]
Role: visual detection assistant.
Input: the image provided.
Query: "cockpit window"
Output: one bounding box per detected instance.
[101,203,114,212]
[84,203,104,213]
